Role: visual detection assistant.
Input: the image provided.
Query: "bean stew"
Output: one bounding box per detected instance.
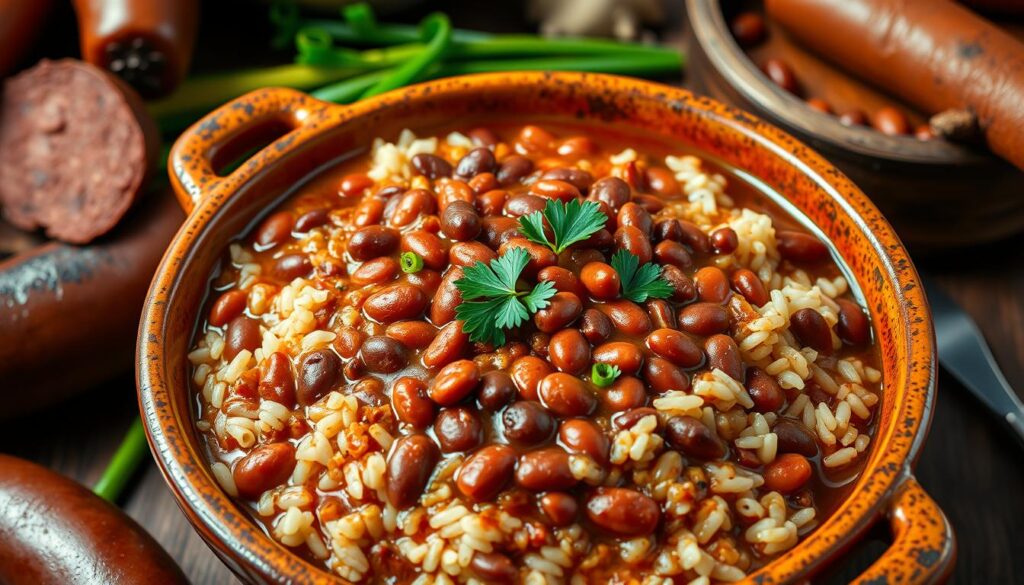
[187,122,882,583]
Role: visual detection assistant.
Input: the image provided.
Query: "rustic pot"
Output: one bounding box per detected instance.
[686,0,1024,249]
[138,72,954,583]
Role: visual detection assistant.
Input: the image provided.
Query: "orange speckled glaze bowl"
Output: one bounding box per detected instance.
[138,72,954,584]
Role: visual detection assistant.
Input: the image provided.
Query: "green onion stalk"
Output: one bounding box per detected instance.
[95,3,683,502]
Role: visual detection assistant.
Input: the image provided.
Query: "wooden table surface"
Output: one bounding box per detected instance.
[4,2,1023,583]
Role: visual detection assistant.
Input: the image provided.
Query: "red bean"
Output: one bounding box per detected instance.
[434,407,483,453]
[646,167,681,198]
[872,107,910,136]
[643,357,690,393]
[731,268,770,306]
[469,172,498,194]
[259,352,296,407]
[559,419,609,464]
[529,179,580,203]
[538,266,587,299]
[596,300,652,336]
[479,216,522,249]
[509,356,552,401]
[364,284,428,323]
[348,225,399,260]
[541,167,594,192]
[704,334,743,380]
[593,341,644,375]
[209,289,247,327]
[612,406,659,431]
[731,11,766,46]
[517,125,555,152]
[533,292,583,333]
[790,308,834,354]
[496,155,534,186]
[255,211,294,249]
[411,153,452,179]
[272,254,312,281]
[654,218,683,242]
[614,226,653,264]
[548,329,591,375]
[391,377,435,428]
[422,320,469,368]
[294,208,330,232]
[580,262,620,301]
[430,360,480,405]
[502,400,555,445]
[515,447,577,491]
[585,488,660,536]
[479,371,516,410]
[339,173,373,198]
[351,257,398,285]
[457,444,517,502]
[665,416,725,459]
[646,299,678,330]
[589,176,631,212]
[360,336,408,373]
[385,320,437,349]
[538,373,596,417]
[695,266,731,303]
[437,180,474,211]
[386,434,440,508]
[774,420,819,456]
[449,241,497,267]
[601,376,647,412]
[646,329,704,368]
[679,220,712,254]
[224,315,260,360]
[617,202,653,237]
[836,298,871,346]
[661,265,697,303]
[710,228,739,254]
[430,267,464,325]
[678,302,730,336]
[403,267,443,298]
[297,348,342,406]
[654,240,693,269]
[440,200,481,241]
[762,58,801,95]
[539,492,579,527]
[746,367,786,413]
[401,230,447,270]
[455,147,496,178]
[578,308,612,346]
[764,454,813,493]
[233,443,296,498]
[469,551,517,584]
[777,230,829,264]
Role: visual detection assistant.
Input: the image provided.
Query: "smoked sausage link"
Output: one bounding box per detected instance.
[0,189,184,419]
[71,0,199,97]
[0,454,188,585]
[766,0,1024,172]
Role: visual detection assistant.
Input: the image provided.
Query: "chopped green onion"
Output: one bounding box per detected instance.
[592,363,622,388]
[93,418,148,503]
[401,252,424,274]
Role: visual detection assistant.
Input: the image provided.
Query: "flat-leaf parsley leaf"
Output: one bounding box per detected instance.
[454,247,556,346]
[519,198,607,254]
[610,249,674,303]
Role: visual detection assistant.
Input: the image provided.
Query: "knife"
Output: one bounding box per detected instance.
[923,277,1024,446]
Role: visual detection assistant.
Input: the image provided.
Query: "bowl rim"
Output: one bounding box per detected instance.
[138,71,937,584]
[685,0,992,167]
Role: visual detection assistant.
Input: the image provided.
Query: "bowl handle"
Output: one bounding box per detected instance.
[167,87,330,213]
[851,474,956,584]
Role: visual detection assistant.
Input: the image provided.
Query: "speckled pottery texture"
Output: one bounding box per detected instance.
[137,72,955,584]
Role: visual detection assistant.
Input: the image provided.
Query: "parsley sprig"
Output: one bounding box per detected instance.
[519,199,607,254]
[454,247,556,346]
[610,249,674,303]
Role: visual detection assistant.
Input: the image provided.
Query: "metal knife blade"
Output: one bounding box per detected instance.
[923,277,1024,446]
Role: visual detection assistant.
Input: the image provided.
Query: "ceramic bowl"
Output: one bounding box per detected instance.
[685,0,1024,249]
[138,72,954,584]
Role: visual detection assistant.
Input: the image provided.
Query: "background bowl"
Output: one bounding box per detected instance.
[138,72,953,583]
[685,0,1024,249]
